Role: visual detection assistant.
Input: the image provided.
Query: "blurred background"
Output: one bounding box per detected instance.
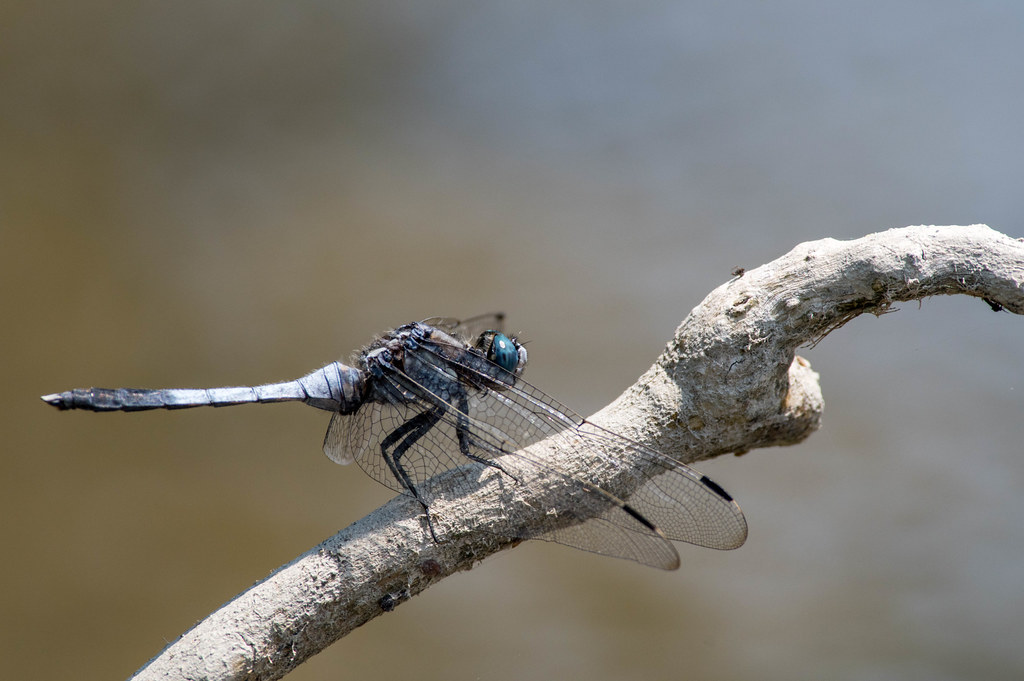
[3,2,1022,679]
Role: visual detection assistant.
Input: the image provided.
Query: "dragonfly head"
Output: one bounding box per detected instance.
[478,330,527,376]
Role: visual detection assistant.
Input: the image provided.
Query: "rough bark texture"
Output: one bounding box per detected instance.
[131,224,1023,681]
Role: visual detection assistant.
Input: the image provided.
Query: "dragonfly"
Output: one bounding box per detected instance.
[42,314,746,569]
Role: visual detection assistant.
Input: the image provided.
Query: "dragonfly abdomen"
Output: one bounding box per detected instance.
[41,384,307,411]
[41,361,368,414]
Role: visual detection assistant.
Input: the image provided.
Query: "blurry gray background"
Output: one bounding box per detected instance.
[3,2,1022,680]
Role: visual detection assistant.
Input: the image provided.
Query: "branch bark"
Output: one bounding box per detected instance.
[131,224,1024,681]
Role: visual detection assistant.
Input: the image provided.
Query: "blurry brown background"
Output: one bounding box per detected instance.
[3,2,1023,680]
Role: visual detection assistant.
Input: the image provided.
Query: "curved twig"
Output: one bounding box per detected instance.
[130,224,1023,681]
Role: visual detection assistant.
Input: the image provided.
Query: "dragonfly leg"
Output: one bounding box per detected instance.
[453,394,522,485]
[380,405,445,541]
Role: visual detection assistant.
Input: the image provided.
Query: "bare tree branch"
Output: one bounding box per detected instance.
[130,224,1023,681]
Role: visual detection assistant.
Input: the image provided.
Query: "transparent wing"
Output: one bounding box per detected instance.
[325,348,680,569]
[378,363,681,569]
[322,413,356,465]
[421,313,506,342]
[414,335,748,552]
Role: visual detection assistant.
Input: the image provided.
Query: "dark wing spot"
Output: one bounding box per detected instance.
[622,504,658,532]
[699,476,734,502]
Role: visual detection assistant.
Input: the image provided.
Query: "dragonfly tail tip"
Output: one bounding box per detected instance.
[40,393,67,408]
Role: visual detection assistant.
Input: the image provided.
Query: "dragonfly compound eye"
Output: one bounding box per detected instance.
[487,333,519,373]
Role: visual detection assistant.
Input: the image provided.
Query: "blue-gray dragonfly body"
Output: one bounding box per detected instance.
[42,314,746,569]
